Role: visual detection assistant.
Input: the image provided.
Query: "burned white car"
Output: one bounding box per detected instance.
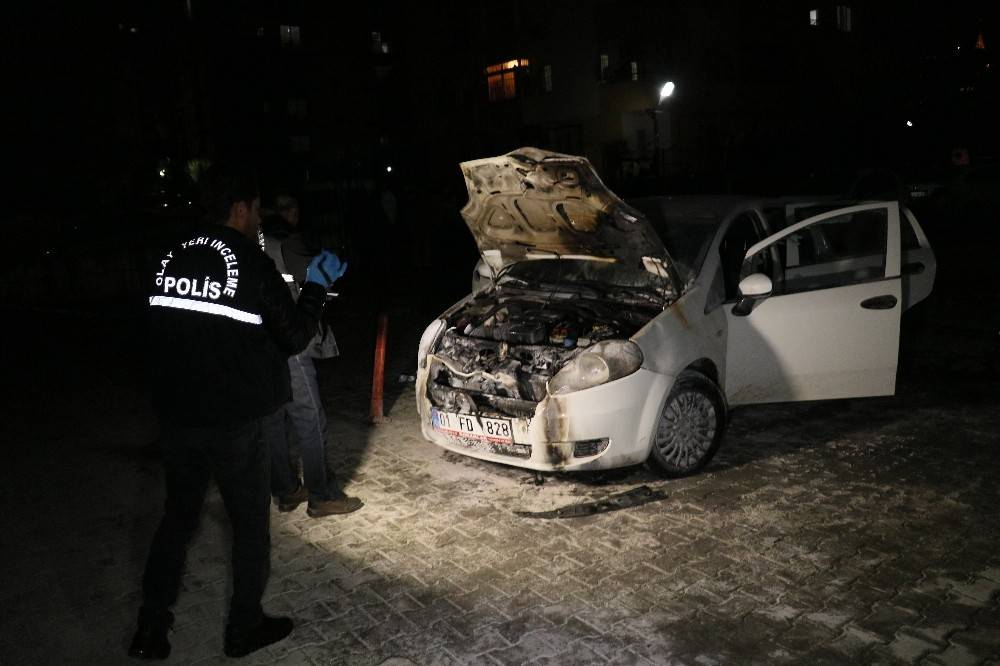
[416,148,936,476]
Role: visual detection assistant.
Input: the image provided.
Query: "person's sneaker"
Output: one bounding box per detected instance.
[274,484,308,512]
[307,495,364,517]
[127,608,173,660]
[223,615,294,658]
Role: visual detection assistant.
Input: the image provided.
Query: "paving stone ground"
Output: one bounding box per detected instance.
[2,249,999,665]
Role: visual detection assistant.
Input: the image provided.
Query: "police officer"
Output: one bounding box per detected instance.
[128,165,347,660]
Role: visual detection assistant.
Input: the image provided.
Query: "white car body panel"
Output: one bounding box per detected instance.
[633,285,726,379]
[724,279,902,404]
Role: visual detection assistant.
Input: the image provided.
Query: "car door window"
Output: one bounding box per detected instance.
[743,208,887,295]
[718,212,767,301]
[900,209,921,250]
[764,202,853,232]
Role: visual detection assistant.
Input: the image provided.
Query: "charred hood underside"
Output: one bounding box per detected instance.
[459,148,681,296]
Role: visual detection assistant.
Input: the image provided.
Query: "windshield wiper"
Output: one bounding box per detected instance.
[499,276,603,298]
[552,278,667,305]
[610,289,667,308]
[496,275,532,289]
[537,281,604,298]
[502,277,669,307]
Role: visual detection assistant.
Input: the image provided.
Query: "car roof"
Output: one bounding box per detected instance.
[628,194,866,225]
[627,195,750,220]
[628,195,795,232]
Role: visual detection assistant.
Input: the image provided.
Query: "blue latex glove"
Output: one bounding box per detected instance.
[305,250,347,288]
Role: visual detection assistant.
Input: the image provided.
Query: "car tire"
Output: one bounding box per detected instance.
[646,370,726,478]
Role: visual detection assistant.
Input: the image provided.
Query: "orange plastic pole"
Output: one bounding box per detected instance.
[370,312,388,423]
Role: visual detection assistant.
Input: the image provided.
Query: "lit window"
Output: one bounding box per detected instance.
[286,98,308,118]
[485,59,528,102]
[543,64,552,93]
[836,6,851,32]
[372,31,390,54]
[280,25,301,48]
[488,72,517,101]
[289,136,310,153]
[485,59,529,74]
[630,61,639,82]
[600,54,609,81]
[809,9,818,26]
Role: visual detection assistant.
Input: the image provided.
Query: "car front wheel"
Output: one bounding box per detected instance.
[647,370,726,477]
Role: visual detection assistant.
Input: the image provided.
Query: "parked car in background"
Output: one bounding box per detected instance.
[416,148,936,476]
[898,159,1000,233]
[930,162,1000,228]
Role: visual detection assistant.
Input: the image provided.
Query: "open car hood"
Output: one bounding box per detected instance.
[460,147,680,295]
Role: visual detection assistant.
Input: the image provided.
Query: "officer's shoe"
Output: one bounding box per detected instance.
[127,608,173,660]
[274,484,308,512]
[223,614,294,658]
[306,494,364,517]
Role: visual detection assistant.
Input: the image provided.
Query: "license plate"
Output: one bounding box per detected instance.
[431,409,513,444]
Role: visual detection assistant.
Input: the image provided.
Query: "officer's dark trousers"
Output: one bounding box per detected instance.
[140,416,271,633]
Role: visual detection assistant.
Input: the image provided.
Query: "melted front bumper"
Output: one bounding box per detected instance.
[416,360,673,471]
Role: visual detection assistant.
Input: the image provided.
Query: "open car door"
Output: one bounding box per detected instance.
[724,202,903,405]
[900,207,936,310]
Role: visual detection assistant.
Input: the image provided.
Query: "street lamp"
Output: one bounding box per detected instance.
[651,81,676,176]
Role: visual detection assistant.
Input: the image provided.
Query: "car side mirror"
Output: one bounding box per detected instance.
[732,273,773,316]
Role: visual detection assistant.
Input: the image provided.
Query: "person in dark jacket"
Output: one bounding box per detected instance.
[261,193,299,240]
[128,165,347,660]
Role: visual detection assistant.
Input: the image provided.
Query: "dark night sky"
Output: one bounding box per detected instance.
[8,1,1000,218]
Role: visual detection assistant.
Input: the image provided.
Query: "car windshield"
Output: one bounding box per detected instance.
[627,197,720,284]
[499,259,670,305]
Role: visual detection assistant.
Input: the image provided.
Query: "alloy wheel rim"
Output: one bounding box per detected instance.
[655,391,716,470]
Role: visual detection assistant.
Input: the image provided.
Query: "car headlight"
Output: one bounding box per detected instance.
[417,319,446,368]
[548,340,643,395]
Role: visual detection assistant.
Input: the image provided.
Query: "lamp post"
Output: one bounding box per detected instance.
[651,81,675,177]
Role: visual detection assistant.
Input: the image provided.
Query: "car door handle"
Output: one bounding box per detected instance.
[902,261,925,275]
[860,295,897,310]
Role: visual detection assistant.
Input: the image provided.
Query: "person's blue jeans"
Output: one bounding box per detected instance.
[264,351,340,502]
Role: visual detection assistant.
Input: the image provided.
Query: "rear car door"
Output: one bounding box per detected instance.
[724,202,902,404]
[900,207,936,310]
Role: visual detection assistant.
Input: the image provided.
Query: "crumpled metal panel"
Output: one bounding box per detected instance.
[459,147,679,293]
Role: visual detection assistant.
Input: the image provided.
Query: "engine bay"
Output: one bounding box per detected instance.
[428,291,656,415]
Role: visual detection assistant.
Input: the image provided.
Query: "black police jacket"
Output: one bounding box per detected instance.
[148,224,326,426]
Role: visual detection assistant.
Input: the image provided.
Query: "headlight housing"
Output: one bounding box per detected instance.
[417,319,446,368]
[548,340,643,396]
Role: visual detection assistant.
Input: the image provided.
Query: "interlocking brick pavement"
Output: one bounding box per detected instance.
[2,279,999,665]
